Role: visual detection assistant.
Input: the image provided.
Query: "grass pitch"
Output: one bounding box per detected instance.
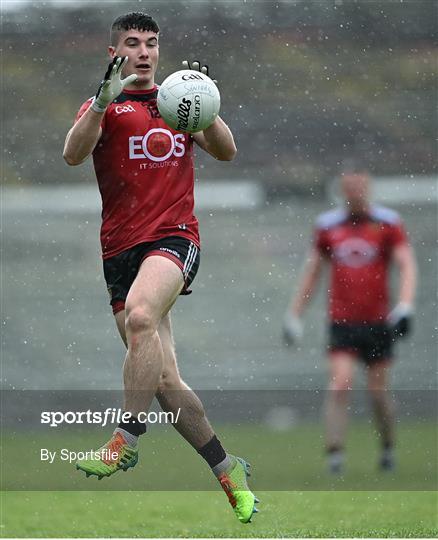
[1,422,437,537]
[2,490,437,538]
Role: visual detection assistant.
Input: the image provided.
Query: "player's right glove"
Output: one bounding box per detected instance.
[282,312,303,346]
[91,56,138,113]
[181,60,218,83]
[387,302,413,339]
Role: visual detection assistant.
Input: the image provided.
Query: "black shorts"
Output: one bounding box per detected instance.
[103,236,200,314]
[328,323,393,364]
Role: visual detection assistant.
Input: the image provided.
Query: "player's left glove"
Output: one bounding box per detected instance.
[387,302,413,338]
[91,56,138,113]
[181,60,217,83]
[283,312,303,346]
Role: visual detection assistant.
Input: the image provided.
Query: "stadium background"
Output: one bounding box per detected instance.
[2,0,437,537]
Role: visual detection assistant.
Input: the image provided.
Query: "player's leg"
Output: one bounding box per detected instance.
[121,254,183,417]
[113,285,258,522]
[366,359,395,470]
[115,310,222,449]
[363,324,395,470]
[325,350,356,473]
[155,312,258,522]
[114,308,214,447]
[155,312,216,447]
[76,255,184,479]
[115,310,258,523]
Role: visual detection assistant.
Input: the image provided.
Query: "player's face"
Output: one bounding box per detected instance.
[109,30,159,90]
[341,173,370,212]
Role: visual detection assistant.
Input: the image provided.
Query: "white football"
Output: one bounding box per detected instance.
[157,69,220,133]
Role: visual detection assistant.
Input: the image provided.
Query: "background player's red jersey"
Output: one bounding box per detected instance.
[75,86,200,259]
[314,206,408,323]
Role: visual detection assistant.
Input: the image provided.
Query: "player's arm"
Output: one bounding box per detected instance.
[288,247,325,317]
[63,109,104,166]
[283,247,325,345]
[63,56,137,166]
[192,117,237,161]
[180,60,236,161]
[387,242,417,337]
[393,242,416,306]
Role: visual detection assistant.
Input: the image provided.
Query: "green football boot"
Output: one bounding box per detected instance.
[218,456,259,523]
[76,431,138,479]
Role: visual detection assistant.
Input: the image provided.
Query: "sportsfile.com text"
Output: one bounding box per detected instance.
[40,408,180,428]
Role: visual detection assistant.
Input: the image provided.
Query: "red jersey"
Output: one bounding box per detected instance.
[314,205,408,323]
[75,86,200,259]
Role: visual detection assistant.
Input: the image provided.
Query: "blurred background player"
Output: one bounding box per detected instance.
[63,12,257,522]
[283,161,417,473]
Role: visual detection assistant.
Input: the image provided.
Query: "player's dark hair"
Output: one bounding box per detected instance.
[110,12,159,45]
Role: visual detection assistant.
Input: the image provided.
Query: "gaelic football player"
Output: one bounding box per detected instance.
[63,12,258,522]
[284,163,416,473]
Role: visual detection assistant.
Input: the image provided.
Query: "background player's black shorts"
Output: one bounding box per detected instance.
[103,236,200,314]
[328,323,393,364]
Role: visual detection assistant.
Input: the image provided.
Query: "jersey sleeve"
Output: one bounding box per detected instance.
[74,98,107,130]
[387,220,408,250]
[314,226,330,256]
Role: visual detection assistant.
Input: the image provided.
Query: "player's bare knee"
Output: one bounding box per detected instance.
[157,369,182,393]
[125,306,157,337]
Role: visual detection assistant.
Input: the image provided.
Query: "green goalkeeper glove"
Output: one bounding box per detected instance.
[91,56,138,113]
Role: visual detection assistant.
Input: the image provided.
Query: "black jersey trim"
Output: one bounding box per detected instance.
[114,90,158,104]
